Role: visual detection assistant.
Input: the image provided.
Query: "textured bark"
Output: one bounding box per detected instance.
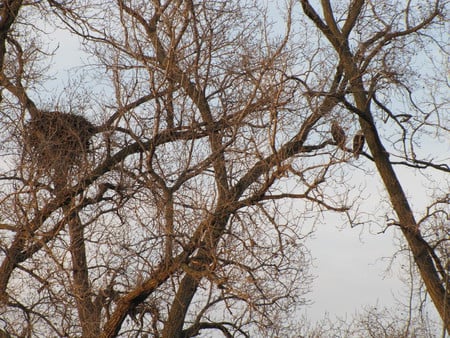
[0,236,26,302]
[0,0,23,67]
[352,95,450,333]
[161,273,199,338]
[67,207,101,338]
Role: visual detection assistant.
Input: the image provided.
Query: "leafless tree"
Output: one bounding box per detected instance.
[0,0,448,337]
[299,304,440,338]
[297,0,449,333]
[0,1,348,337]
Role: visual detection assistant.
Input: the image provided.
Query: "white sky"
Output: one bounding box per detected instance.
[304,162,446,325]
[307,217,402,320]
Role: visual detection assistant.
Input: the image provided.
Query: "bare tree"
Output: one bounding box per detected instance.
[0,0,448,337]
[298,0,449,333]
[299,304,440,338]
[0,1,348,337]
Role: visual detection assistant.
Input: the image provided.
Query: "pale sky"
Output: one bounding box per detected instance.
[305,162,446,325]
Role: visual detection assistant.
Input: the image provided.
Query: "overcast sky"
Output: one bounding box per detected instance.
[306,162,446,324]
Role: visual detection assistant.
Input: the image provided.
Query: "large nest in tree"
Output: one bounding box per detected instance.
[23,111,97,177]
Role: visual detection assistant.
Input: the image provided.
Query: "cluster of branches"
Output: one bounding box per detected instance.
[0,0,448,337]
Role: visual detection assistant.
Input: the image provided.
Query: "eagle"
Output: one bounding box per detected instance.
[353,130,365,159]
[331,120,346,150]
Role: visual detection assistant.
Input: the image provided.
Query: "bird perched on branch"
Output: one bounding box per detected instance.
[353,130,365,159]
[330,120,346,150]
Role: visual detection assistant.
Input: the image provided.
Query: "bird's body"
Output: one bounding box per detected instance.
[331,121,346,150]
[353,130,365,159]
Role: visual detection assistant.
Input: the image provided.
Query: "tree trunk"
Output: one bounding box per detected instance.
[67,206,101,337]
[161,274,199,338]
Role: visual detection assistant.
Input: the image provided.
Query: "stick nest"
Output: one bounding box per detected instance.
[23,111,97,176]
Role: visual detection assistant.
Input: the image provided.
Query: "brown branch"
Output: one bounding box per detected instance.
[342,0,364,38]
[0,0,23,70]
[100,237,195,338]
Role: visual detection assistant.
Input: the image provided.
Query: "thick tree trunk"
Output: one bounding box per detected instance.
[161,214,229,338]
[67,207,101,338]
[161,274,199,338]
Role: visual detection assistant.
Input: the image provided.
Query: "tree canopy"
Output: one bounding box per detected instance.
[0,1,448,336]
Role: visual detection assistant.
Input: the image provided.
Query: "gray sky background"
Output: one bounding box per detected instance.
[306,161,446,324]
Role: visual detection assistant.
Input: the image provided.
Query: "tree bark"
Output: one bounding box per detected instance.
[67,206,101,338]
[161,273,199,338]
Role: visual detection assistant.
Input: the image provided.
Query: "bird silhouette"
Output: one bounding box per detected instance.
[353,130,365,159]
[331,120,346,150]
